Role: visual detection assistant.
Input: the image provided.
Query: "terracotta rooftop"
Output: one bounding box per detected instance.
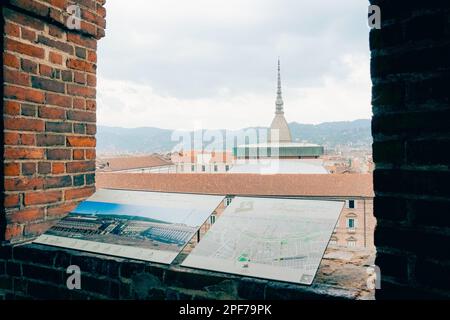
[96,155,172,172]
[96,173,374,198]
[170,151,234,164]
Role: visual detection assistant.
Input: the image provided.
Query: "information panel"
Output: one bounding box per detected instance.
[182,197,343,285]
[34,189,224,264]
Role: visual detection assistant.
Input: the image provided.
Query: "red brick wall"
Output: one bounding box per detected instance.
[371,1,450,299]
[2,0,106,243]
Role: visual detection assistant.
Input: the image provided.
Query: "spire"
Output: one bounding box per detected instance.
[275,57,284,114]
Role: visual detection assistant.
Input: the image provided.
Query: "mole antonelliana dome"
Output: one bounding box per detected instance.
[269,59,293,143]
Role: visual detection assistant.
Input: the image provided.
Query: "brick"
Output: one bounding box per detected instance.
[4,68,30,86]
[38,106,66,119]
[6,262,22,277]
[87,50,97,63]
[67,110,96,122]
[4,85,45,104]
[31,76,65,93]
[375,225,450,260]
[24,190,62,205]
[38,162,52,174]
[13,245,54,265]
[85,173,95,185]
[406,73,450,105]
[46,92,72,108]
[85,149,95,160]
[20,133,36,145]
[86,100,96,111]
[81,21,97,36]
[73,123,86,134]
[64,186,95,200]
[4,176,44,191]
[4,148,44,160]
[66,161,95,173]
[46,121,72,133]
[48,7,65,26]
[37,35,74,55]
[4,101,21,115]
[73,98,86,110]
[21,27,36,41]
[48,24,64,38]
[67,136,96,147]
[374,196,407,222]
[61,70,73,82]
[22,264,62,283]
[73,174,85,186]
[87,74,96,87]
[5,21,20,37]
[410,199,450,228]
[73,150,85,160]
[21,104,37,117]
[5,224,23,241]
[4,52,20,68]
[5,38,45,59]
[3,8,45,31]
[75,47,87,59]
[21,162,37,175]
[4,163,21,176]
[373,140,405,164]
[39,64,54,78]
[4,194,20,208]
[66,84,96,98]
[415,259,450,291]
[374,169,450,198]
[52,162,65,174]
[372,109,450,137]
[4,117,44,132]
[49,51,63,65]
[376,252,409,281]
[67,33,97,49]
[66,58,96,73]
[21,58,38,73]
[9,0,50,18]
[406,139,450,166]
[4,132,20,145]
[36,134,65,146]
[74,72,86,85]
[45,175,73,189]
[97,4,106,18]
[86,124,96,135]
[6,208,45,224]
[46,149,71,160]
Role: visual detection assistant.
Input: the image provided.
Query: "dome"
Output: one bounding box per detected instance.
[269,113,292,143]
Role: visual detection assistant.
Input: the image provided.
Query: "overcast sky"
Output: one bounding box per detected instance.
[97,0,372,130]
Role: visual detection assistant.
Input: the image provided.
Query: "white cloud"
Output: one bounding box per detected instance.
[97,0,371,129]
[97,53,371,130]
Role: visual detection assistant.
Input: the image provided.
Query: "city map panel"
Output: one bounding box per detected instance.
[34,189,224,264]
[181,197,343,285]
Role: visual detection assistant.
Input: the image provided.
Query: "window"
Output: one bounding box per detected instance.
[224,196,233,207]
[202,165,206,172]
[347,218,356,230]
[210,215,216,224]
[225,165,230,172]
[191,165,195,172]
[347,240,357,247]
[348,200,355,209]
[214,165,218,172]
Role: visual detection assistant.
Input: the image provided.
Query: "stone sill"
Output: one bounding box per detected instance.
[0,243,375,300]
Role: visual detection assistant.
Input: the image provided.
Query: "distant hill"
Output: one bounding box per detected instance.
[96,119,372,155]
